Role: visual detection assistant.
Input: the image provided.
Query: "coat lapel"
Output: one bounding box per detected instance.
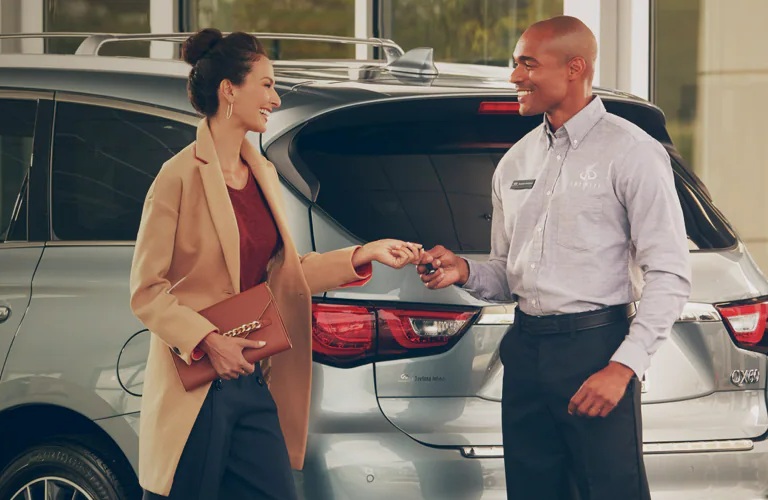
[194,120,241,292]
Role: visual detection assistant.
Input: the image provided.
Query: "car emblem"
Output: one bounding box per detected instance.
[730,369,760,386]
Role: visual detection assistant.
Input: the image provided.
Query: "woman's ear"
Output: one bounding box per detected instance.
[219,79,235,103]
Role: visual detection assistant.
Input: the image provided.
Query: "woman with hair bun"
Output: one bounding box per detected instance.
[131,28,423,499]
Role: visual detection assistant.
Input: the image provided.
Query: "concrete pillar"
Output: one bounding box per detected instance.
[564,0,650,99]
[354,0,372,59]
[694,0,768,269]
[150,0,178,59]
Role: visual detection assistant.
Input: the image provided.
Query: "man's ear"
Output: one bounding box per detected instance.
[568,56,587,80]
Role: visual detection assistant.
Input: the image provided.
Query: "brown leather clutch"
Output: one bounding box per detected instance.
[172,282,292,391]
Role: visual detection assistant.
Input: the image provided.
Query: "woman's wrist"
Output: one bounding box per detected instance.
[351,244,374,268]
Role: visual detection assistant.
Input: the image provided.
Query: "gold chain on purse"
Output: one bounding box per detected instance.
[222,320,262,338]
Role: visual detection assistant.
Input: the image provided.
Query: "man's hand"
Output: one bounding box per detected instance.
[568,361,635,418]
[199,333,266,380]
[416,245,470,289]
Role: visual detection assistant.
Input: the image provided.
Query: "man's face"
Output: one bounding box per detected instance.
[509,30,570,117]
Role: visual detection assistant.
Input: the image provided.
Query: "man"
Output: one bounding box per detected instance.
[417,16,691,500]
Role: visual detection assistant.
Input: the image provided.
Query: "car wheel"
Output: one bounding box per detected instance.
[0,441,131,500]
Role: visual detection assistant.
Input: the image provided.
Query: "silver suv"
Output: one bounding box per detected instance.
[0,33,766,500]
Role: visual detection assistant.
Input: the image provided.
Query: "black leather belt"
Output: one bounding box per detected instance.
[517,303,636,335]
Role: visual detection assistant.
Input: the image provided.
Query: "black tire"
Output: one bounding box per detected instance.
[0,441,130,500]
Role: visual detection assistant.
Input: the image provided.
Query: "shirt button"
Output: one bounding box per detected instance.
[546,191,552,196]
[556,155,562,160]
[256,376,265,386]
[530,263,536,269]
[532,300,538,307]
[537,227,543,233]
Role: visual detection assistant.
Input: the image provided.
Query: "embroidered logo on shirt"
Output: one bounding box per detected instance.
[571,163,601,190]
[511,179,536,190]
[579,164,598,181]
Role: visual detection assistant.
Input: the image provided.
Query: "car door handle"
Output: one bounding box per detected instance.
[0,306,9,323]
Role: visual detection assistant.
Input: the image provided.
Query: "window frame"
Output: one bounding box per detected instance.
[48,93,198,246]
[0,89,54,246]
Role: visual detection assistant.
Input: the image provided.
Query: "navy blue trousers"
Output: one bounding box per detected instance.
[500,315,651,500]
[143,365,297,500]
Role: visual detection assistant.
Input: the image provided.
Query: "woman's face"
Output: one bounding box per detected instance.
[227,56,281,133]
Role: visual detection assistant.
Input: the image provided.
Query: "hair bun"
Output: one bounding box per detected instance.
[182,28,223,66]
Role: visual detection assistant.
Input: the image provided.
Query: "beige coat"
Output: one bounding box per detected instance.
[130,119,368,495]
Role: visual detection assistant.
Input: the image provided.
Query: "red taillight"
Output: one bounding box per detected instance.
[312,303,375,366]
[312,302,478,367]
[717,302,768,346]
[378,308,476,355]
[478,101,520,114]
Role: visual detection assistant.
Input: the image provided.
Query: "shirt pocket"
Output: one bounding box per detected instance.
[555,194,604,251]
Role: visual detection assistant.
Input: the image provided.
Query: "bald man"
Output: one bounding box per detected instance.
[417,16,690,500]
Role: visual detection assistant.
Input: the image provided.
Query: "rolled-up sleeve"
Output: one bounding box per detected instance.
[610,140,692,377]
[300,247,372,294]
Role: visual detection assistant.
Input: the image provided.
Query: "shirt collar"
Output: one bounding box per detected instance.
[542,95,606,150]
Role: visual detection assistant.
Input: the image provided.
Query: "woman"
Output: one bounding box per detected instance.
[130,28,422,499]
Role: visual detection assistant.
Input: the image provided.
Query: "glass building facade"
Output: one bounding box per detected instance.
[2,0,767,269]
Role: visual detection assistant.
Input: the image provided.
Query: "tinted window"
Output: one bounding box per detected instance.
[0,99,36,242]
[52,102,195,241]
[292,101,734,253]
[673,159,737,250]
[297,113,533,252]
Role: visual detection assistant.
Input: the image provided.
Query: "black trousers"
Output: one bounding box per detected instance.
[499,312,650,500]
[143,365,298,500]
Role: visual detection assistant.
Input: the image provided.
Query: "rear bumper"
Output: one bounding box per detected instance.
[645,437,768,500]
[299,430,506,500]
[300,431,768,500]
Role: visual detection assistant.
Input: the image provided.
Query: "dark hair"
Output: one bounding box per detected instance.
[182,28,268,117]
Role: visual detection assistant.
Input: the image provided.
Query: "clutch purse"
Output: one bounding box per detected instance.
[172,282,292,391]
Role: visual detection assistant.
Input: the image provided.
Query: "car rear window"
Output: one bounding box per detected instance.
[287,97,735,253]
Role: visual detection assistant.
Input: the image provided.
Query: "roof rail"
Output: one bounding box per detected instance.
[0,32,405,63]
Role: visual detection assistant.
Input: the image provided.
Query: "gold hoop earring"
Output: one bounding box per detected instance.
[226,101,233,120]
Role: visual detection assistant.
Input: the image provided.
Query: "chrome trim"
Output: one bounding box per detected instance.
[460,439,755,458]
[0,242,44,249]
[478,301,721,326]
[477,304,516,325]
[643,439,754,454]
[477,313,516,325]
[678,302,721,322]
[0,89,54,99]
[54,93,199,124]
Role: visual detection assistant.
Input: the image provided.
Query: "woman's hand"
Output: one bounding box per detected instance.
[199,333,266,380]
[352,240,424,270]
